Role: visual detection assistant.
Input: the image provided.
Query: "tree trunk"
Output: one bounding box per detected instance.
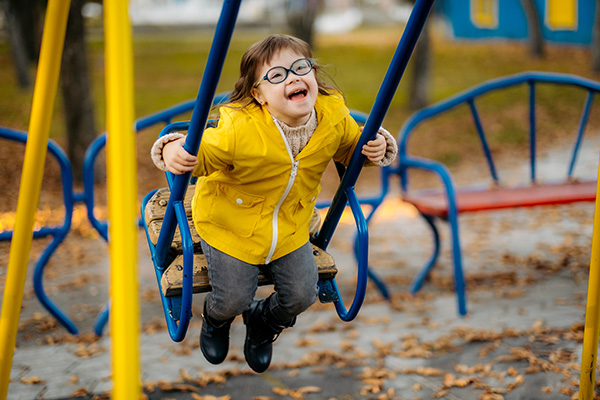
[521,0,545,58]
[592,0,600,72]
[1,0,31,88]
[285,0,320,48]
[408,0,431,110]
[3,0,45,88]
[409,16,431,110]
[8,0,44,62]
[60,0,99,184]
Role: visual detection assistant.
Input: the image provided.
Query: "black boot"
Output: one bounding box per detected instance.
[200,305,234,365]
[242,298,295,373]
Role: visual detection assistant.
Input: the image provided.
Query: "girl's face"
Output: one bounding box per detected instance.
[251,49,318,127]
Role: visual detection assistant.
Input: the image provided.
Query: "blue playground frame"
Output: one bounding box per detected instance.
[142,0,434,341]
[361,71,600,316]
[0,126,80,334]
[1,0,435,337]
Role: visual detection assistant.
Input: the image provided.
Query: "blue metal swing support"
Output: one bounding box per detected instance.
[141,0,434,339]
[0,126,80,335]
[0,99,214,336]
[313,0,435,320]
[145,0,243,341]
[1,0,434,339]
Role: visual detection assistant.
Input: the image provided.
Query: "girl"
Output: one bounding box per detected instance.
[151,34,397,373]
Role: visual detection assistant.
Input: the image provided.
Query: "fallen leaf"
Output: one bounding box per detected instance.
[70,388,90,397]
[402,367,445,376]
[272,387,289,396]
[20,376,45,385]
[191,394,231,400]
[295,337,320,347]
[297,386,321,395]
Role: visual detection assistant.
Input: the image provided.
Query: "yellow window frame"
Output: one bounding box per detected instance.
[471,0,499,29]
[545,0,577,30]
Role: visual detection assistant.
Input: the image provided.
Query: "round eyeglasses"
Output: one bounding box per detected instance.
[254,58,314,88]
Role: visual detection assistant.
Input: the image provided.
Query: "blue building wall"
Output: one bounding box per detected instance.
[439,0,595,45]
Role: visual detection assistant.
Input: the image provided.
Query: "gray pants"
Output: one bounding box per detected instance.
[201,240,319,323]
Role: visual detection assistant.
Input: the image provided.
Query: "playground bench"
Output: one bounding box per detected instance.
[387,71,600,316]
[144,185,338,297]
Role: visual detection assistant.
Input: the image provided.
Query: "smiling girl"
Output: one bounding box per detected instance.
[151,34,397,373]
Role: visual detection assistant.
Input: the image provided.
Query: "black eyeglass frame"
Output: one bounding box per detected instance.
[253,58,314,88]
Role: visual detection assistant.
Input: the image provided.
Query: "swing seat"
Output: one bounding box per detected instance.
[144,186,338,297]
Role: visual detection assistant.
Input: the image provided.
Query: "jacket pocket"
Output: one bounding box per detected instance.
[293,188,319,232]
[209,183,265,238]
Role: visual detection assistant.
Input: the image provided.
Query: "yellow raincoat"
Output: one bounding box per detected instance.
[191,92,361,264]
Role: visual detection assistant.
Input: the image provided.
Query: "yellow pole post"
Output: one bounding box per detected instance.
[580,159,600,399]
[104,0,141,399]
[0,1,71,398]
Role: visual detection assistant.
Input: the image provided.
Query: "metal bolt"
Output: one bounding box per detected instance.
[313,250,320,256]
[176,265,183,271]
[159,200,167,207]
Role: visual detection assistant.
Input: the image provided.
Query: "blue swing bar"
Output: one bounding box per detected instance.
[147,0,242,341]
[1,0,434,338]
[313,0,435,321]
[144,0,434,337]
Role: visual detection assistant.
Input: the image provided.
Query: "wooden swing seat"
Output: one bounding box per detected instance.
[144,186,338,297]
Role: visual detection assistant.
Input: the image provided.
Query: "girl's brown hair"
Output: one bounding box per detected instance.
[228,34,338,106]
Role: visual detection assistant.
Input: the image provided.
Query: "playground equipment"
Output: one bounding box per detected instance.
[0,0,436,397]
[0,1,73,398]
[141,0,434,341]
[0,0,436,343]
[0,0,142,398]
[374,72,600,316]
[1,95,389,338]
[3,0,600,398]
[0,98,221,337]
[0,127,80,335]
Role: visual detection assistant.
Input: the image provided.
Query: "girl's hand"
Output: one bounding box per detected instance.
[361,132,387,163]
[163,137,198,174]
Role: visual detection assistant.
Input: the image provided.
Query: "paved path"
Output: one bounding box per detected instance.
[3,187,595,399]
[4,130,600,399]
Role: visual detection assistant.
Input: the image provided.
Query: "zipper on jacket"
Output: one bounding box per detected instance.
[266,120,298,263]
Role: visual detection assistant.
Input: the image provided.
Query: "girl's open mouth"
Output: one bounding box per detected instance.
[288,89,307,101]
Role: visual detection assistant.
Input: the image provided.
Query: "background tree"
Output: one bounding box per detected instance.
[408,0,431,109]
[1,0,31,88]
[285,0,320,48]
[592,0,600,72]
[521,0,545,58]
[60,0,99,183]
[2,0,99,183]
[0,0,45,88]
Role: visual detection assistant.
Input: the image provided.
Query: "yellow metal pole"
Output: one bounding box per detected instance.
[104,1,141,399]
[580,158,600,399]
[0,1,71,398]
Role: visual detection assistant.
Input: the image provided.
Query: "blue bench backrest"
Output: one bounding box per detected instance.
[398,71,600,191]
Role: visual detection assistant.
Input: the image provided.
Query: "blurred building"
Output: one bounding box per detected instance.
[128,0,273,26]
[127,0,412,32]
[439,0,594,45]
